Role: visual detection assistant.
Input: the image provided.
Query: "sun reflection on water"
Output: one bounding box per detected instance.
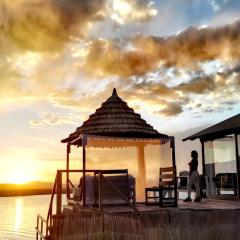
[14,198,23,232]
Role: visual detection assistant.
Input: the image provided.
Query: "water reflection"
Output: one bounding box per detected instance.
[14,198,23,232]
[0,195,50,240]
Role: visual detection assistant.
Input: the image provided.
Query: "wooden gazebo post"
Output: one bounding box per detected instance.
[82,134,87,206]
[200,138,206,175]
[170,136,176,167]
[234,134,240,199]
[137,142,146,200]
[66,143,71,199]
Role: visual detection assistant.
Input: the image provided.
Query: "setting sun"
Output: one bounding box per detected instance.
[7,172,33,184]
[2,158,37,184]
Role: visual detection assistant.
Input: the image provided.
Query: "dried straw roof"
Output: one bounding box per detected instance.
[61,88,168,144]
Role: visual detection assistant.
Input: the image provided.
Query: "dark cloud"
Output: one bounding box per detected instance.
[0,0,157,52]
[0,2,239,119]
[85,39,156,78]
[0,0,105,51]
[83,20,240,77]
[156,102,183,117]
[176,75,217,94]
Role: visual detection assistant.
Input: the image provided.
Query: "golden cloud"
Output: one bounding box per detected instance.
[29,112,83,127]
[0,7,239,119]
[156,102,183,117]
[82,20,240,77]
[0,0,157,52]
[0,0,106,51]
[108,0,157,25]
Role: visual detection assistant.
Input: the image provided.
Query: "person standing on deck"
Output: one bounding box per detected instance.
[184,150,201,202]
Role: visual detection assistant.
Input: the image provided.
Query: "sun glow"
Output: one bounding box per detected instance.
[2,158,37,184]
[7,172,34,184]
[113,0,132,16]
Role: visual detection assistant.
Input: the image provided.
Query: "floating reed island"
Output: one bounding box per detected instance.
[35,89,240,240]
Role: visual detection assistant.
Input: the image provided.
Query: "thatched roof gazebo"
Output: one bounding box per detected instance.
[61,88,175,206]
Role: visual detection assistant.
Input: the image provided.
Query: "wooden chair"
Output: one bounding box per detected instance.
[145,166,177,207]
[159,166,177,207]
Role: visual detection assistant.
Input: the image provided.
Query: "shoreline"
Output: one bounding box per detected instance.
[0,189,53,197]
[0,188,66,197]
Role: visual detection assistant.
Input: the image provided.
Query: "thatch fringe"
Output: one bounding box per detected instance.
[52,209,240,240]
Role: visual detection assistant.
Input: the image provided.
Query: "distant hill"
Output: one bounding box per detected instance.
[0,181,66,197]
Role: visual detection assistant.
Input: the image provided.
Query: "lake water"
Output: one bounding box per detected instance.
[0,193,189,240]
[0,195,51,240]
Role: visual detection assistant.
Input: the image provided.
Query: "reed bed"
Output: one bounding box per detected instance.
[52,209,240,240]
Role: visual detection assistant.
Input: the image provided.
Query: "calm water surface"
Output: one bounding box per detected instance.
[0,195,52,240]
[0,193,188,239]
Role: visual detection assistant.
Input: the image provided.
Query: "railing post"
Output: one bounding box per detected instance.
[36,216,39,240]
[56,170,62,215]
[40,220,43,240]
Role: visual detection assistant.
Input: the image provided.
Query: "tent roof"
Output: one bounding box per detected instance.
[61,88,168,144]
[183,113,240,141]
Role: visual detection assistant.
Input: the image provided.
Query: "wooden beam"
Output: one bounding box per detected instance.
[235,134,240,199]
[98,172,102,212]
[56,170,62,215]
[66,144,70,199]
[171,137,176,167]
[201,139,206,175]
[137,143,146,201]
[82,139,86,206]
[170,137,177,207]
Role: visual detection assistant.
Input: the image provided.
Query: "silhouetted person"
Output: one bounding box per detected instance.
[184,150,201,202]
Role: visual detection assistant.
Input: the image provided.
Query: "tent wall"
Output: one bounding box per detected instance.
[84,139,173,202]
[204,137,238,197]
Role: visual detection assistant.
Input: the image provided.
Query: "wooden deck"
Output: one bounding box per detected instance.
[101,199,240,213]
[49,199,240,240]
[64,198,240,214]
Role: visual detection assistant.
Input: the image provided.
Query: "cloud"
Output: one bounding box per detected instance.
[0,7,240,119]
[107,0,157,25]
[83,38,157,78]
[29,112,83,127]
[176,74,217,94]
[155,102,183,117]
[0,0,157,52]
[82,20,240,77]
[0,0,106,52]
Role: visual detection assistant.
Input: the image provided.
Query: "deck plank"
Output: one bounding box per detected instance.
[64,199,240,214]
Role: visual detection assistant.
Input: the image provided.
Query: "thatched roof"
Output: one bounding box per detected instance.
[61,88,168,144]
[183,113,240,141]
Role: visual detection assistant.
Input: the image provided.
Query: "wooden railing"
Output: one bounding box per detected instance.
[35,169,136,239]
[35,175,57,240]
[35,214,48,240]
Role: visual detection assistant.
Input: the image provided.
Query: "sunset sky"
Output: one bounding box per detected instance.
[0,0,240,184]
